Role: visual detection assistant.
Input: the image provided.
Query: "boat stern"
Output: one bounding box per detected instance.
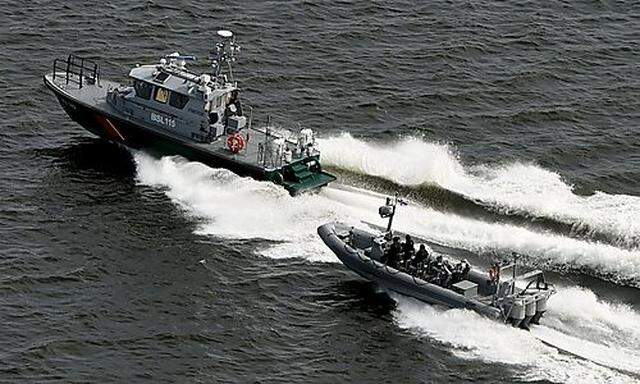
[279,156,337,195]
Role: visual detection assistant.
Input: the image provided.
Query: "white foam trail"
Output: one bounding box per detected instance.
[542,286,640,352]
[395,206,640,284]
[134,152,380,262]
[133,152,640,382]
[319,134,640,248]
[134,152,640,283]
[394,295,639,384]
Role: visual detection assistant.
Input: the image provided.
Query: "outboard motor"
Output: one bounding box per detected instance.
[507,298,526,327]
[530,296,548,325]
[519,297,537,330]
[494,255,555,329]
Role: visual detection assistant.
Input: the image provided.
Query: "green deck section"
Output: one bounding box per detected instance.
[282,170,336,195]
[289,162,314,181]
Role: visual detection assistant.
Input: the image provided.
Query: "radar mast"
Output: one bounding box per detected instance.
[378,194,407,235]
[210,30,240,84]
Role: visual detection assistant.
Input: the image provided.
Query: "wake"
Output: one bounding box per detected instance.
[395,286,640,384]
[319,134,640,250]
[133,151,640,383]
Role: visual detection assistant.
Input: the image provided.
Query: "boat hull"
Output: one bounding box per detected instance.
[44,76,335,194]
[318,222,502,319]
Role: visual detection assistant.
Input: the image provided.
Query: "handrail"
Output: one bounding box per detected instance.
[52,55,100,89]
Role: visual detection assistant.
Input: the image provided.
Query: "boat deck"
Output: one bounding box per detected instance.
[45,72,319,170]
[45,54,336,194]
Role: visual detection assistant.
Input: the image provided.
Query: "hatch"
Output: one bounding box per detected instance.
[153,72,170,83]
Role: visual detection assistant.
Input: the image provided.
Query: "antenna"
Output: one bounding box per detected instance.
[210,30,241,82]
[378,194,407,234]
[164,53,197,62]
[511,252,519,294]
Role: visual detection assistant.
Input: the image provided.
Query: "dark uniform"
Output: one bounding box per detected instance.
[461,259,471,280]
[452,259,471,284]
[385,237,402,269]
[433,257,452,286]
[400,234,415,270]
[442,260,454,287]
[403,234,415,259]
[411,244,430,270]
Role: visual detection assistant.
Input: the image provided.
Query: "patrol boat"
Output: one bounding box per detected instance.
[318,196,556,329]
[43,30,336,195]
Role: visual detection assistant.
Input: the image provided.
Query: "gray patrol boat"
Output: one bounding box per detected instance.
[43,30,336,195]
[318,196,556,329]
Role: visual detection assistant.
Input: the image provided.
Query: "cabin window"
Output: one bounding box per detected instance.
[134,80,152,100]
[154,72,170,83]
[154,87,170,104]
[169,92,189,109]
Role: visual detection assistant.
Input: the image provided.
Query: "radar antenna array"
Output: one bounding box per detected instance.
[379,194,407,234]
[210,30,241,81]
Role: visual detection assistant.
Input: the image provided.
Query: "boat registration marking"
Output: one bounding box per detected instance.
[150,112,176,128]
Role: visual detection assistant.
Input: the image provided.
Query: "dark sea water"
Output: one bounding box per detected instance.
[2,1,640,383]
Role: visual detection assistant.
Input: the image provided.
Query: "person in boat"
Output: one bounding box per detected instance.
[409,244,431,273]
[443,259,455,287]
[402,234,415,261]
[431,255,443,278]
[223,91,241,128]
[432,255,452,287]
[460,259,471,280]
[452,262,462,284]
[451,259,471,284]
[383,236,402,269]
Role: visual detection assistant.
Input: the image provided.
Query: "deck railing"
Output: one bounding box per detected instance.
[52,55,100,89]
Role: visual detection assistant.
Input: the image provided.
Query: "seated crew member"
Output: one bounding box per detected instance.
[451,259,471,284]
[411,244,431,271]
[385,237,402,269]
[461,259,471,280]
[451,262,463,284]
[403,234,415,257]
[439,258,453,287]
[401,234,415,268]
[430,255,444,282]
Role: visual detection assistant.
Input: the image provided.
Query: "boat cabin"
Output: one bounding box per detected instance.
[45,30,338,194]
[108,51,247,144]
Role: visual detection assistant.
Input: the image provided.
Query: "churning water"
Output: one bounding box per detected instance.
[2,1,639,382]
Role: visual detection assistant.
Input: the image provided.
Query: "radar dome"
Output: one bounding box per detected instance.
[217,30,233,38]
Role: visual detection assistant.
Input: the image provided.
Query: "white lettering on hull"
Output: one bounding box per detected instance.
[150,112,176,128]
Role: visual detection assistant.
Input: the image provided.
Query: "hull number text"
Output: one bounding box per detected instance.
[150,112,176,128]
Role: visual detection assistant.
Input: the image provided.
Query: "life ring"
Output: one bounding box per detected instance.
[226,134,245,154]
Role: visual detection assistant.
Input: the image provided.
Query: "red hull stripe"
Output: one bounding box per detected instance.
[95,114,126,142]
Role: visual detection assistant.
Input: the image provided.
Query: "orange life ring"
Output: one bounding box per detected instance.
[227,134,245,154]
